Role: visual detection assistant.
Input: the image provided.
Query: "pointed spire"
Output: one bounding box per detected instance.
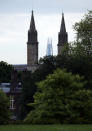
[30,10,36,31]
[60,13,66,33]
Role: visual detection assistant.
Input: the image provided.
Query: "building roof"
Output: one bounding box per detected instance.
[13,64,27,71]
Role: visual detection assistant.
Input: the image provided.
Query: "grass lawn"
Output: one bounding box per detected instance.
[0,125,92,131]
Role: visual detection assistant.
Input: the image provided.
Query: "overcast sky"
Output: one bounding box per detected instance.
[0,0,91,13]
[0,0,91,64]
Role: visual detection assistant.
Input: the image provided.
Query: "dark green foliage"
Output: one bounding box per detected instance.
[71,10,92,88]
[38,56,56,80]
[0,90,10,124]
[19,56,56,119]
[19,71,36,120]
[56,50,92,89]
[74,10,92,56]
[0,61,13,83]
[24,69,92,124]
[56,10,92,89]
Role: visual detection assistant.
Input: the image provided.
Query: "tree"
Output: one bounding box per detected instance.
[56,11,92,89]
[18,71,36,120]
[0,90,10,124]
[24,69,92,124]
[38,56,56,80]
[72,10,92,88]
[19,56,56,120]
[74,10,92,56]
[0,61,13,83]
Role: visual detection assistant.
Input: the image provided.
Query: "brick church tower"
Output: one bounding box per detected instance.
[57,13,68,55]
[27,11,38,71]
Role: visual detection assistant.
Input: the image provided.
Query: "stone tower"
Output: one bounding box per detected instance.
[27,11,38,71]
[57,13,68,55]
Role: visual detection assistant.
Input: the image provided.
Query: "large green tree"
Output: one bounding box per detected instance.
[24,69,92,124]
[56,11,92,89]
[74,10,92,56]
[72,10,92,88]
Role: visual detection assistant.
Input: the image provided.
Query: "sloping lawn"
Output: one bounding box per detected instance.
[0,125,92,131]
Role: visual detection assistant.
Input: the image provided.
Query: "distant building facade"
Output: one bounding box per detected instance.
[0,74,22,120]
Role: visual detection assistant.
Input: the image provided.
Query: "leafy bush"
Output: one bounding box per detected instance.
[24,69,92,124]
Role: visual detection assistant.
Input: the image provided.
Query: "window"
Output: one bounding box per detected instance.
[10,97,15,110]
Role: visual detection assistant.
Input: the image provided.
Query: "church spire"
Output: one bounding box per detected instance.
[57,12,68,55]
[28,10,38,43]
[27,10,38,71]
[30,10,36,31]
[60,13,66,34]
